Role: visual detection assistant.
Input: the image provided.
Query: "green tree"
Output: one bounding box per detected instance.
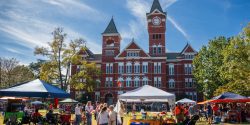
[193,37,229,99]
[62,38,86,89]
[70,58,101,92]
[215,23,250,96]
[29,59,46,78]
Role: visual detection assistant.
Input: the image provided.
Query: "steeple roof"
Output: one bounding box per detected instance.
[150,0,164,13]
[102,17,119,34]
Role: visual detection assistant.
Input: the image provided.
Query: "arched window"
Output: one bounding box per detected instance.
[142,77,148,85]
[169,64,174,75]
[134,62,140,73]
[126,77,132,87]
[134,77,140,87]
[106,40,114,47]
[126,62,132,73]
[169,79,175,88]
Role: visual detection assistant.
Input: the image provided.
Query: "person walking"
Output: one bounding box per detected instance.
[109,105,116,125]
[97,107,109,125]
[75,103,82,125]
[85,101,93,125]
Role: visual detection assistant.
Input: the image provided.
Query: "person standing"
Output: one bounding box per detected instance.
[206,103,213,124]
[188,104,195,118]
[132,103,136,112]
[109,105,116,125]
[85,101,93,125]
[119,103,126,125]
[174,103,184,124]
[97,107,109,125]
[75,103,82,125]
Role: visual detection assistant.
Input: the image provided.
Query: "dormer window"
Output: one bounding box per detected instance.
[184,53,194,59]
[127,51,139,57]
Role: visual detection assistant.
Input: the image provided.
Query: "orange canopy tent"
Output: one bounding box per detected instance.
[197,100,211,104]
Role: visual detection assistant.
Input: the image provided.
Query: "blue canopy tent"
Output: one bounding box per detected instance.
[210,92,249,103]
[0,79,70,98]
[212,92,247,100]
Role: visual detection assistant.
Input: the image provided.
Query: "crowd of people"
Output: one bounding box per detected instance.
[174,102,250,124]
[74,101,126,125]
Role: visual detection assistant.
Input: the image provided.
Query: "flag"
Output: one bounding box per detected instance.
[117,80,122,87]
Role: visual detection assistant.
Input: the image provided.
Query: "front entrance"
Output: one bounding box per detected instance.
[105,93,113,105]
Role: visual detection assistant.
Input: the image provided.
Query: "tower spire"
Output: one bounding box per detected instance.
[102,17,119,34]
[150,0,164,13]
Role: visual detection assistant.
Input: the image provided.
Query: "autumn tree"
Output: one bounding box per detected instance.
[0,57,34,88]
[0,57,19,87]
[34,27,66,89]
[34,27,88,90]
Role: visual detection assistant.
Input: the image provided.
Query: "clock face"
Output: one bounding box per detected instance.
[152,17,161,25]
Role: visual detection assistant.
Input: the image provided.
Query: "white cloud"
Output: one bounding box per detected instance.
[167,16,189,40]
[0,0,102,54]
[5,47,23,55]
[40,0,106,21]
[123,0,189,41]
[122,0,150,40]
[161,0,178,9]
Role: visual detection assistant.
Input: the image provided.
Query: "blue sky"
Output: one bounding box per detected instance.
[0,0,250,65]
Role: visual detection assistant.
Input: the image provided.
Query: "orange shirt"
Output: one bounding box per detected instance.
[175,106,183,115]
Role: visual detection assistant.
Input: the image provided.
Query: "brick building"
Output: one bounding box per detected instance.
[71,0,200,104]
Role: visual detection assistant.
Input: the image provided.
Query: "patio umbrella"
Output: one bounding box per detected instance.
[176,98,196,105]
[59,98,78,103]
[31,101,43,105]
[0,79,70,98]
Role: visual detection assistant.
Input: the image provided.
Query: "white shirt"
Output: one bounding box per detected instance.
[98,111,109,124]
[75,106,81,115]
[133,104,136,110]
[85,105,93,113]
[109,111,116,121]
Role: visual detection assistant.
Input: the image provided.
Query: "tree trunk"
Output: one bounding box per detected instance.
[64,62,70,91]
[58,43,63,90]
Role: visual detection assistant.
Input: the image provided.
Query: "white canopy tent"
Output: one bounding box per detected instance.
[118,85,176,108]
[176,98,196,105]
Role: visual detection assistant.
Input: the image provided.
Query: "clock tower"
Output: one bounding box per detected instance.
[147,0,166,57]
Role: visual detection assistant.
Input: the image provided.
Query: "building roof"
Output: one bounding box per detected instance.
[92,54,102,61]
[102,18,119,34]
[150,0,164,13]
[116,38,151,58]
[180,43,197,54]
[166,52,181,59]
